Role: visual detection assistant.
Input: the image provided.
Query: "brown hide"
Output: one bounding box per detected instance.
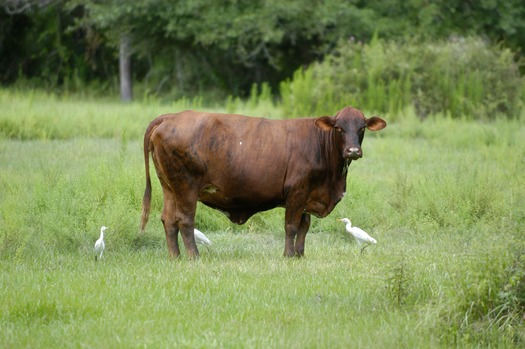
[140,106,386,258]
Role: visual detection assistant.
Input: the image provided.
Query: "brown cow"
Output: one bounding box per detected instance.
[140,106,386,258]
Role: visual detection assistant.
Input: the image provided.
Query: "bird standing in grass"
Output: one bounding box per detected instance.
[194,228,212,247]
[94,226,107,261]
[338,218,376,254]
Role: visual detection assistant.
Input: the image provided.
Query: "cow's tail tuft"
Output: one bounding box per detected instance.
[140,116,164,233]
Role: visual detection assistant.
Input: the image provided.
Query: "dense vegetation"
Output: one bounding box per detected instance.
[281,35,524,119]
[1,90,525,347]
[2,0,525,107]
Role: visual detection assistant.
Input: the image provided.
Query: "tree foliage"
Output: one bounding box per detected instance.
[66,0,377,98]
[1,0,524,101]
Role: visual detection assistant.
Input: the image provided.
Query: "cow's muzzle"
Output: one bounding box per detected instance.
[345,147,362,160]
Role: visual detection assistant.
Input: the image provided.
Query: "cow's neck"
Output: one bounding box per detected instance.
[320,129,349,189]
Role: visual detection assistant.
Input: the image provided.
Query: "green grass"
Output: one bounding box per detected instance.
[1,90,525,347]
[0,89,283,141]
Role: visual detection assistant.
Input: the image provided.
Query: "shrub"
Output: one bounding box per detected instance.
[280,36,524,119]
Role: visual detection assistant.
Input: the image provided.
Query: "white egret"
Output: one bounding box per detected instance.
[94,226,107,261]
[338,218,376,254]
[194,228,212,247]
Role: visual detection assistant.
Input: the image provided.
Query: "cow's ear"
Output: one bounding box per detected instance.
[366,116,387,131]
[315,116,336,131]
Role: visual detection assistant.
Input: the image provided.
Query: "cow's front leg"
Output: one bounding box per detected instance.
[283,224,296,257]
[294,213,310,256]
[284,207,304,257]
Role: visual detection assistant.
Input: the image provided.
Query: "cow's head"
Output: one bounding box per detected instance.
[314,106,386,160]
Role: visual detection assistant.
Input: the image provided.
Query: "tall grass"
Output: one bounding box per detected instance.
[0,88,282,141]
[1,91,525,347]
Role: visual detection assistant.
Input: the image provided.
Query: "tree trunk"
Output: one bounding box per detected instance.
[119,34,132,102]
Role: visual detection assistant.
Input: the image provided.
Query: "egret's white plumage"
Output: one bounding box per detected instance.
[94,226,107,261]
[194,228,212,246]
[338,218,376,253]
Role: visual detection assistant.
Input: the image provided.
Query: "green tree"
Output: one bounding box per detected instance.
[1,1,115,90]
[67,0,377,99]
[359,0,525,50]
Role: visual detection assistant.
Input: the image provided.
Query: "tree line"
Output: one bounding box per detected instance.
[1,0,524,102]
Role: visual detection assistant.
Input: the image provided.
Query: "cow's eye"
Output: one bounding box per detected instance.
[334,126,344,133]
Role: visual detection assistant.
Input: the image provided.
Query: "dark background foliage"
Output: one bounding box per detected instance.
[1,0,524,102]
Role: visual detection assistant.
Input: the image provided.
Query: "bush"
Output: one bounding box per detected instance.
[280,35,524,119]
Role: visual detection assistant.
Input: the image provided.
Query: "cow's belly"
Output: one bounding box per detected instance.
[198,184,283,224]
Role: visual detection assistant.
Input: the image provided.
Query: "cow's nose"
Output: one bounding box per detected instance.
[346,147,362,159]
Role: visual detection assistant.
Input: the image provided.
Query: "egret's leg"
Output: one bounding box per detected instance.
[360,244,370,255]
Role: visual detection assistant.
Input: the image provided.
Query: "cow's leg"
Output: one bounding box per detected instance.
[175,192,200,259]
[283,226,296,257]
[294,213,310,257]
[160,191,181,259]
[284,208,304,257]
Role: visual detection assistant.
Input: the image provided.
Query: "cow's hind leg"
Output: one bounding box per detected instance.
[161,191,181,259]
[294,213,310,257]
[175,192,200,259]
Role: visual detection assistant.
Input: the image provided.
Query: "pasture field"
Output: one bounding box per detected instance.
[1,89,525,348]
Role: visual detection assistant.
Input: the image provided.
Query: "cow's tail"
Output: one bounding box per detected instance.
[140,116,164,233]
